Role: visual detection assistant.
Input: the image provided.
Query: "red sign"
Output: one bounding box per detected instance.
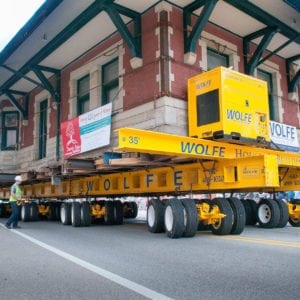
[61,117,81,158]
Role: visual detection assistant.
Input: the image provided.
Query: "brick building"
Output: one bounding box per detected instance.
[0,0,299,182]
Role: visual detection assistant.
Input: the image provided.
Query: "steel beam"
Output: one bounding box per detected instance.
[244,27,278,75]
[184,0,217,54]
[116,127,300,168]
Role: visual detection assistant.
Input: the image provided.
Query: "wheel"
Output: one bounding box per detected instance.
[147,198,165,233]
[60,203,71,225]
[211,198,233,235]
[164,198,184,239]
[104,201,114,225]
[130,201,138,218]
[181,198,198,237]
[113,200,123,225]
[81,202,91,226]
[227,197,246,234]
[30,202,39,221]
[242,199,257,225]
[49,202,59,220]
[0,203,4,217]
[257,198,280,228]
[123,201,131,218]
[71,202,81,227]
[21,203,31,222]
[274,199,289,228]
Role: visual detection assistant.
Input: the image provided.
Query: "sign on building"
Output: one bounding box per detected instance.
[270,120,300,152]
[61,103,112,158]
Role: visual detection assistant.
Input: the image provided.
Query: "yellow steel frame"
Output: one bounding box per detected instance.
[38,204,50,216]
[90,203,106,219]
[1,127,300,200]
[287,202,300,221]
[116,128,300,167]
[197,202,226,225]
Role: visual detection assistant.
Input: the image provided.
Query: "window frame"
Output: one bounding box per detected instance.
[38,99,48,159]
[1,111,19,151]
[207,48,229,70]
[101,58,119,105]
[77,74,90,115]
[257,69,274,120]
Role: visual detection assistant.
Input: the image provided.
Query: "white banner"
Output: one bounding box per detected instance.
[270,120,299,152]
[61,103,112,158]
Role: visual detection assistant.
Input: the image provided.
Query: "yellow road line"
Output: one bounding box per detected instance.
[219,235,300,248]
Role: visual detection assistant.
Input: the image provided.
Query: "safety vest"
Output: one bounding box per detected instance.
[9,183,22,202]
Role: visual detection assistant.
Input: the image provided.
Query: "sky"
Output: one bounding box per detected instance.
[0,0,45,52]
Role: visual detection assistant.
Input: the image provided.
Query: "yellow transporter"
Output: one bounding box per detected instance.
[0,67,300,239]
[188,66,270,143]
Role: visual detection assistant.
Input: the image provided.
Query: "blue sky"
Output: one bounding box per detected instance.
[0,0,45,52]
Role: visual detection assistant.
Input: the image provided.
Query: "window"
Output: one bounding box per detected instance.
[207,48,229,70]
[257,69,274,120]
[102,58,119,105]
[77,75,90,115]
[1,111,19,150]
[38,99,48,159]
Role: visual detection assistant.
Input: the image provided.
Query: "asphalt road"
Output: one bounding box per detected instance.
[1,212,300,300]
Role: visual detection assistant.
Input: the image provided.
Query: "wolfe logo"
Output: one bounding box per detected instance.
[196,80,211,90]
[226,109,252,124]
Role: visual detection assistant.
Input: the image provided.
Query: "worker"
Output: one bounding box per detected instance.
[5,175,23,229]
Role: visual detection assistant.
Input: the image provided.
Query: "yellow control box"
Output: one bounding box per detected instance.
[188,67,270,143]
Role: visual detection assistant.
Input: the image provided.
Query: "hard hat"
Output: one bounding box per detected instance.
[15,175,22,182]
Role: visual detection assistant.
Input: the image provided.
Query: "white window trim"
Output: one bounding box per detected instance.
[199,31,240,72]
[34,90,51,160]
[69,41,124,119]
[254,62,282,123]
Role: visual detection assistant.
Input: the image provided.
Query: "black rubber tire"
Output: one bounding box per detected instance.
[48,203,55,220]
[30,202,39,221]
[181,198,198,237]
[147,198,165,233]
[130,201,138,218]
[0,203,4,217]
[60,203,71,225]
[211,198,233,235]
[122,201,131,218]
[81,202,91,226]
[274,199,289,228]
[71,202,81,227]
[257,198,280,228]
[21,203,31,222]
[113,200,123,225]
[49,202,59,220]
[227,197,246,235]
[242,199,257,225]
[104,201,114,225]
[164,198,185,239]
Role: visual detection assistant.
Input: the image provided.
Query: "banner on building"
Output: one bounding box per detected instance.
[269,120,300,152]
[61,103,112,158]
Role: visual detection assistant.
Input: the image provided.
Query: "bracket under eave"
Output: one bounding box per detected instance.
[103,3,142,68]
[183,0,218,65]
[286,55,300,93]
[243,26,279,75]
[4,91,29,119]
[31,65,60,102]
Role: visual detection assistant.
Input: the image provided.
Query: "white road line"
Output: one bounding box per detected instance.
[1,224,173,300]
